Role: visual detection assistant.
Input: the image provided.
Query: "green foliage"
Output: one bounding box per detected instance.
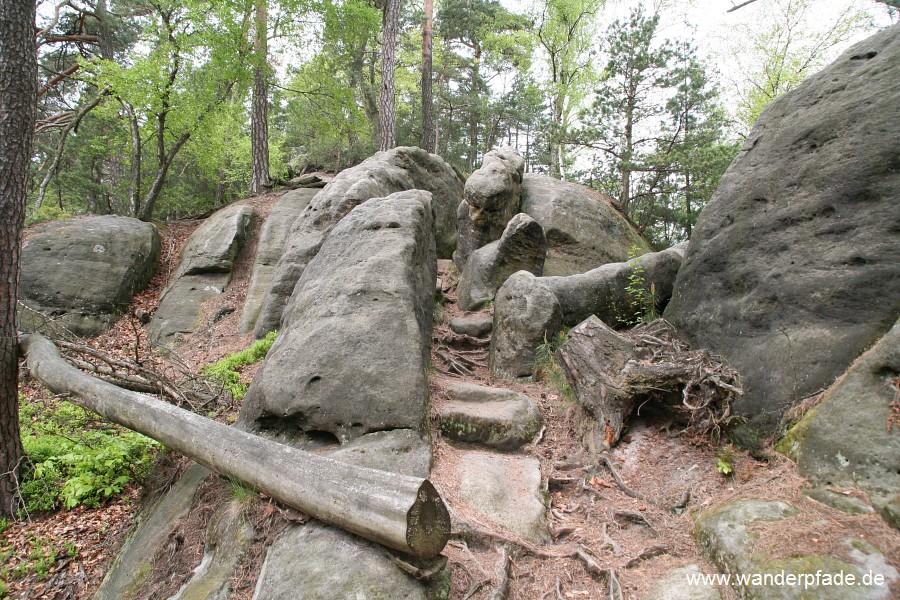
[18,400,160,512]
[24,205,73,227]
[226,477,256,505]
[201,331,277,401]
[716,445,736,476]
[624,246,658,325]
[728,0,872,131]
[433,301,446,325]
[534,330,573,402]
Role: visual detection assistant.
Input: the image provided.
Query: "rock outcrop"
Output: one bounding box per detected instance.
[19,216,160,337]
[253,147,462,338]
[148,204,252,346]
[696,499,898,599]
[490,244,687,379]
[520,174,651,276]
[665,26,900,437]
[239,189,316,334]
[456,213,546,311]
[454,146,525,268]
[239,190,436,443]
[102,191,444,600]
[779,318,900,529]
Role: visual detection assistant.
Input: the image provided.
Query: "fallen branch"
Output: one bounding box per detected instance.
[20,333,450,559]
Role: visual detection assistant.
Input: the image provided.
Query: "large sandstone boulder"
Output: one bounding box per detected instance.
[454,146,525,268]
[19,216,160,337]
[253,147,462,338]
[456,213,546,311]
[239,189,316,334]
[520,174,651,276]
[148,204,252,346]
[489,244,686,379]
[665,26,900,438]
[239,190,436,443]
[779,318,900,529]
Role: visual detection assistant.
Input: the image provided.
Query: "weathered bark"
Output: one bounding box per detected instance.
[556,317,735,451]
[249,0,270,195]
[0,0,36,519]
[21,334,450,558]
[379,0,400,151]
[419,0,435,153]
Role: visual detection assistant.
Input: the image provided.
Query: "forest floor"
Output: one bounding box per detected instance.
[5,192,899,599]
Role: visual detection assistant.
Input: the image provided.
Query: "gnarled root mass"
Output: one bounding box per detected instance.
[556,317,742,449]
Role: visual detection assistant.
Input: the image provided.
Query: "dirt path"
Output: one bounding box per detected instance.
[427,262,899,600]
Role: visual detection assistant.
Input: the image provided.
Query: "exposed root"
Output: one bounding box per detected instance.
[598,454,647,502]
[487,546,511,600]
[624,544,670,568]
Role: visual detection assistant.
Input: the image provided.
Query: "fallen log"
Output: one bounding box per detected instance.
[555,316,741,450]
[20,333,450,559]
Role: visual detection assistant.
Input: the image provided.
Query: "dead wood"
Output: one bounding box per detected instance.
[556,317,742,449]
[598,454,647,502]
[20,333,450,559]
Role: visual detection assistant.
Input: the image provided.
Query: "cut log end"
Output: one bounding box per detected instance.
[407,479,452,559]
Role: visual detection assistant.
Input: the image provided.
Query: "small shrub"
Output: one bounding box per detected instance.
[433,301,446,325]
[202,331,277,401]
[716,445,736,476]
[624,245,659,325]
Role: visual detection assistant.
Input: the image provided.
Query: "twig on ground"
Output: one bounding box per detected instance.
[608,509,654,532]
[624,544,671,568]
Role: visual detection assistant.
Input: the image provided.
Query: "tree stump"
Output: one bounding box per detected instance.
[556,316,740,451]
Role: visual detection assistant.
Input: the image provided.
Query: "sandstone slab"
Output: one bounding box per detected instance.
[453,451,546,542]
[520,174,651,276]
[254,147,462,337]
[239,189,316,334]
[457,213,546,311]
[439,382,541,450]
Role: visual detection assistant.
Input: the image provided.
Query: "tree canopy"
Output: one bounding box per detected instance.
[26,0,892,241]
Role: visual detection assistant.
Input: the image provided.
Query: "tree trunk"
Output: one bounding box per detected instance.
[249,0,270,195]
[35,93,106,213]
[419,0,435,153]
[379,0,400,151]
[20,334,450,558]
[556,317,693,451]
[137,131,190,222]
[0,0,36,519]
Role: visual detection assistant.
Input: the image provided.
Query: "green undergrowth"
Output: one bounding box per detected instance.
[201,331,277,402]
[534,330,573,403]
[18,398,160,513]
